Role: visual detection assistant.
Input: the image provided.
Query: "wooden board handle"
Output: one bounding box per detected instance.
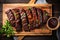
[29,0,36,4]
[18,36,24,40]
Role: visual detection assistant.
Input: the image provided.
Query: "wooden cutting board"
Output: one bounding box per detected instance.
[3,4,52,36]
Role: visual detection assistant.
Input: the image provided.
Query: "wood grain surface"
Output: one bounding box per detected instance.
[3,4,52,36]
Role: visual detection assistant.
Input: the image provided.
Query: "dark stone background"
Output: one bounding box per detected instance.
[0,0,60,40]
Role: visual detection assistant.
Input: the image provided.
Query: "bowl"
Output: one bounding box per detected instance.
[47,17,59,30]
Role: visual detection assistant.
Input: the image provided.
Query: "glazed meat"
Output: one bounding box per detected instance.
[43,10,50,24]
[12,9,22,32]
[26,9,34,30]
[6,9,15,27]
[6,7,50,32]
[37,8,43,26]
[31,7,39,28]
[6,9,22,32]
[20,9,29,31]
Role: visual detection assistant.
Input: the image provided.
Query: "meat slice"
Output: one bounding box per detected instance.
[11,9,22,32]
[26,9,34,30]
[37,8,43,26]
[20,9,29,31]
[31,7,39,28]
[43,10,50,24]
[6,9,15,27]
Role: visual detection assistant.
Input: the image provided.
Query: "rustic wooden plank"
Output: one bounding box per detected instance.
[29,0,36,4]
[18,36,24,40]
[3,4,52,36]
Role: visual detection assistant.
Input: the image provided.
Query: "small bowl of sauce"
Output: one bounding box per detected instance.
[47,17,59,30]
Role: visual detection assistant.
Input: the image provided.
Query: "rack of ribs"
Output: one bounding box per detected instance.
[5,7,50,32]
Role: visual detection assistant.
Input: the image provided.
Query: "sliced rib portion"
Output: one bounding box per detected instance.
[20,9,29,31]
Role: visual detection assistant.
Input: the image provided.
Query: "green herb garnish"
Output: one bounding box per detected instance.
[0,20,14,37]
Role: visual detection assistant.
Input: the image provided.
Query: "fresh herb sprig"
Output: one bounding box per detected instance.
[0,20,14,37]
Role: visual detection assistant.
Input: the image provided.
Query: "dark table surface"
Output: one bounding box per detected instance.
[0,0,60,40]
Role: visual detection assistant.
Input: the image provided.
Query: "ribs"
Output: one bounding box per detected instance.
[20,9,29,31]
[6,9,22,32]
[5,7,50,32]
[26,9,34,30]
[37,8,43,26]
[43,10,50,24]
[31,7,39,28]
[12,9,22,32]
[6,9,15,27]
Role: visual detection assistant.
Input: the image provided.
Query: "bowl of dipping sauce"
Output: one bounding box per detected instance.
[47,17,59,30]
